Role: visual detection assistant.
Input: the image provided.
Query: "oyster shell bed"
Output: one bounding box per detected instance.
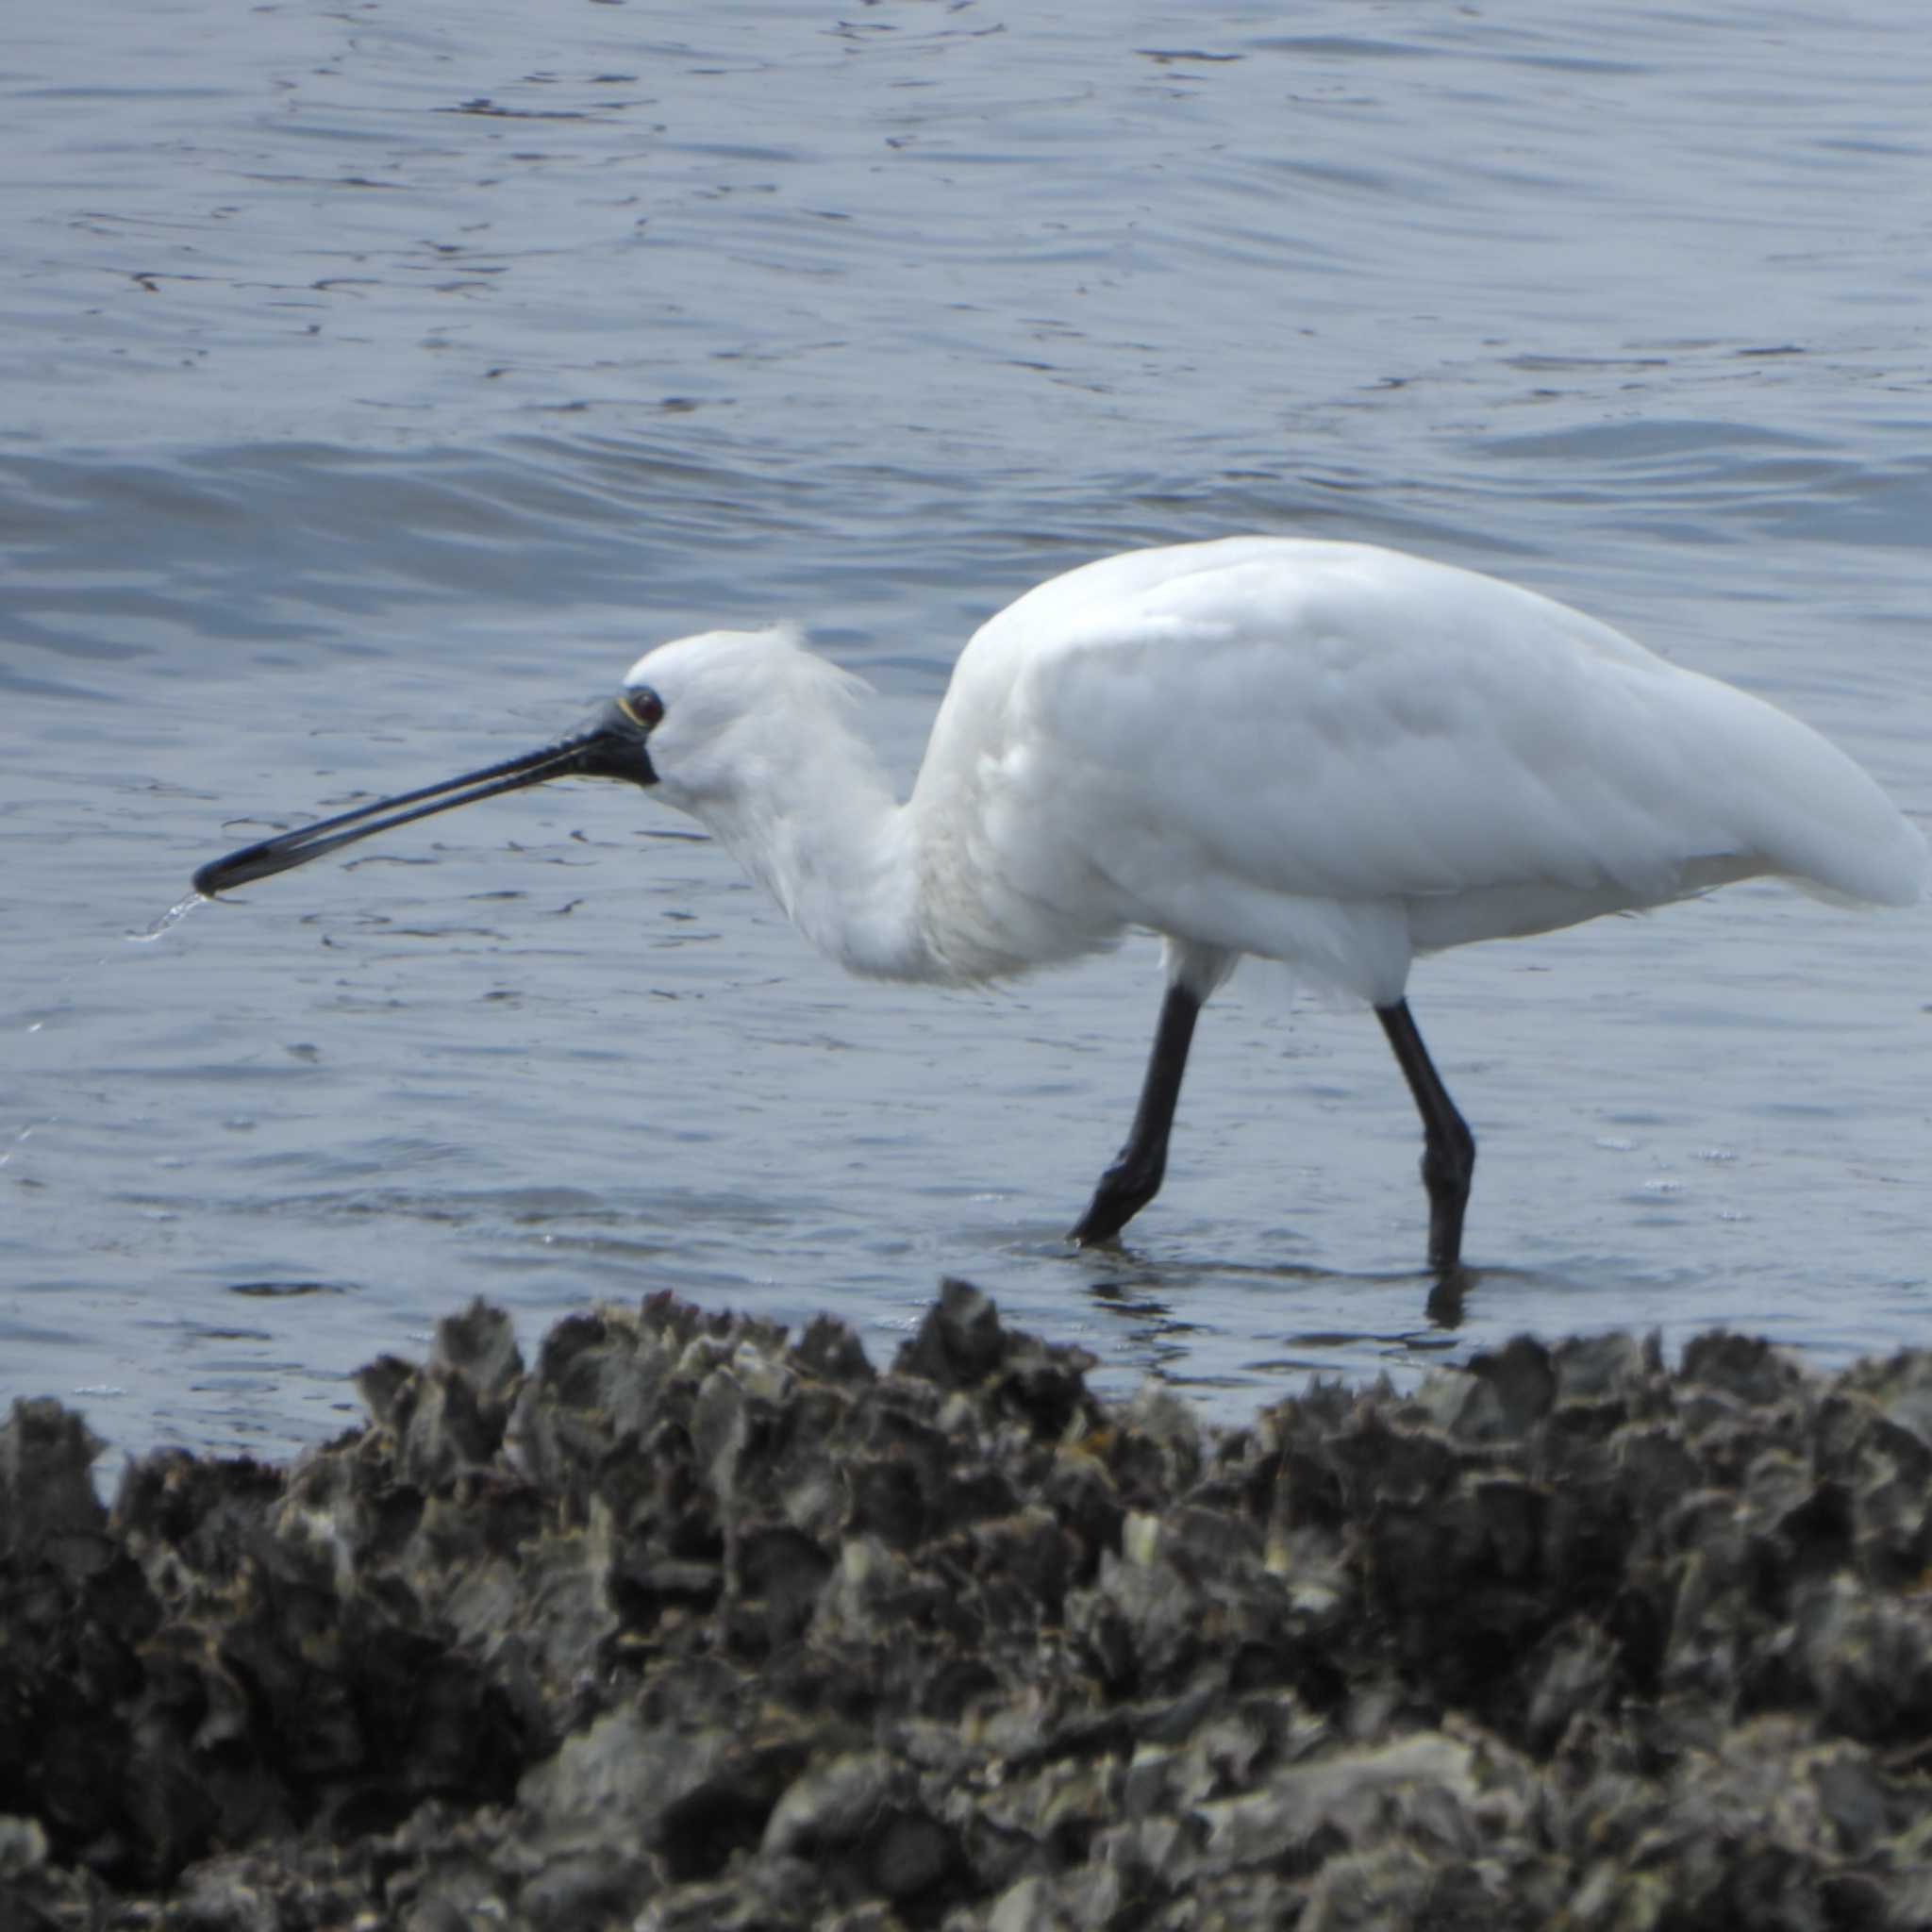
[6,1282,1932,1929]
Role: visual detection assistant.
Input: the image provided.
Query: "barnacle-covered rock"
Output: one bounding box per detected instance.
[7,1289,1932,1928]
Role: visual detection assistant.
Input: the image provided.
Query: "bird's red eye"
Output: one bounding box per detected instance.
[623,686,664,729]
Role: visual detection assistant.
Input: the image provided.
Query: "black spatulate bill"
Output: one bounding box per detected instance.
[193,707,657,897]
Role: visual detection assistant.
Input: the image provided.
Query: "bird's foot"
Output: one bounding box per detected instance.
[1069,1156,1161,1245]
[1424,1262,1473,1328]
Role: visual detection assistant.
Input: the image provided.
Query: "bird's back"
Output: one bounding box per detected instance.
[909,539,1923,998]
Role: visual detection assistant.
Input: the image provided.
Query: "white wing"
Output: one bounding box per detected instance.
[944,541,1921,979]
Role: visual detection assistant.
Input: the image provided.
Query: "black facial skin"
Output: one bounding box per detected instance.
[192,699,658,896]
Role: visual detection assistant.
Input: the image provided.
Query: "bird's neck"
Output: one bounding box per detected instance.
[685,676,1110,987]
[696,726,938,983]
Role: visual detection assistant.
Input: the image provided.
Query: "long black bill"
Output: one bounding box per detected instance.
[193,707,656,897]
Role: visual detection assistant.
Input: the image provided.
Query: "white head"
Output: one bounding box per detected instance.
[616,625,874,823]
[606,623,928,975]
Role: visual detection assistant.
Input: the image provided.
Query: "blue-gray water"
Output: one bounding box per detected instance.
[4,0,1927,1475]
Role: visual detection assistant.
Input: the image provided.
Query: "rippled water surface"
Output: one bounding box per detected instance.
[5,0,1929,1471]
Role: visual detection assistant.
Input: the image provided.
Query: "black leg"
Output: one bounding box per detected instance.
[1071,981,1203,1245]
[1376,999,1475,1273]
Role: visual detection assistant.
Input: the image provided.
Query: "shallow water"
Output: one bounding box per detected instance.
[4,0,1928,1473]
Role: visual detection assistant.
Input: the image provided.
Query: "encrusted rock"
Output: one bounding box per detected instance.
[6,1297,1932,1929]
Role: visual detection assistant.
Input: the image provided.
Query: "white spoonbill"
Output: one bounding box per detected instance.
[194,538,1924,1273]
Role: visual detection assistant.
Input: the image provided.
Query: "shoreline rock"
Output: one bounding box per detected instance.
[4,1282,1932,1928]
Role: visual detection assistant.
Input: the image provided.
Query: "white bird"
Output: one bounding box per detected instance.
[195,537,1925,1274]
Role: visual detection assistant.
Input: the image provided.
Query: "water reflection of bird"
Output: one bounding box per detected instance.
[195,538,1925,1273]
